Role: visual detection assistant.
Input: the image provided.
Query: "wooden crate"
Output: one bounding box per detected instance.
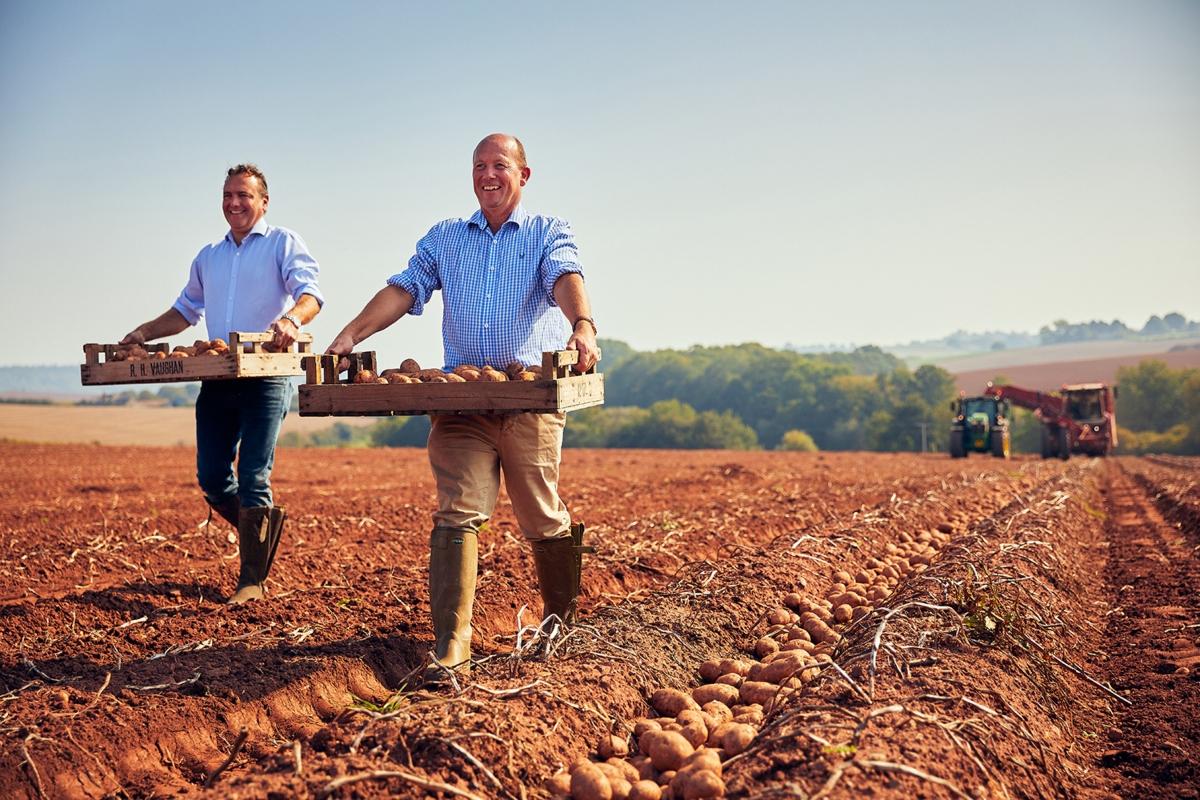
[298,350,605,417]
[80,332,313,386]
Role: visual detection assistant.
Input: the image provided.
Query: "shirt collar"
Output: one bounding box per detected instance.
[469,205,528,231]
[224,218,269,244]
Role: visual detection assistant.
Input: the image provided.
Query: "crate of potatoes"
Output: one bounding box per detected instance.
[297,350,604,416]
[80,332,313,386]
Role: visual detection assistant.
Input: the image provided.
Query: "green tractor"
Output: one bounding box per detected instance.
[949,395,1011,459]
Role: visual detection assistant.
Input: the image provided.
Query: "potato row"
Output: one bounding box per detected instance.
[546,520,959,799]
[108,339,231,362]
[351,359,546,385]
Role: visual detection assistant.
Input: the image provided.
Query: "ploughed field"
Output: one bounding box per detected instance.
[0,444,1197,799]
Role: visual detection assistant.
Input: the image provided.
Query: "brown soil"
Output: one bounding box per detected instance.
[0,443,1195,799]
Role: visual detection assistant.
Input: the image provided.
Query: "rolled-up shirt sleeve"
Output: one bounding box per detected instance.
[278,231,324,306]
[387,224,443,317]
[539,219,584,306]
[171,252,206,325]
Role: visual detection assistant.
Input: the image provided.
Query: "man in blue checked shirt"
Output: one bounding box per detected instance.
[120,164,323,605]
[328,133,599,680]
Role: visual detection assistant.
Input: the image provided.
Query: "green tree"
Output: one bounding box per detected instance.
[777,430,818,452]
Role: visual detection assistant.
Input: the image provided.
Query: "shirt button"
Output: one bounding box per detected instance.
[483,323,490,329]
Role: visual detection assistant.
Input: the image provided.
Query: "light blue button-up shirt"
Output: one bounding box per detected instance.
[387,206,584,370]
[172,219,324,344]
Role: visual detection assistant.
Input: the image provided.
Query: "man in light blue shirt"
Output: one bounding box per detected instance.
[328,134,599,680]
[121,164,323,605]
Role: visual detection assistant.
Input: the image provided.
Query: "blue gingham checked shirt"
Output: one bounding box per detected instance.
[388,205,584,369]
[172,220,324,343]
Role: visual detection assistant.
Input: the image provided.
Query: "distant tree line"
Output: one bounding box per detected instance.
[78,384,200,407]
[1039,312,1198,345]
[1114,361,1200,454]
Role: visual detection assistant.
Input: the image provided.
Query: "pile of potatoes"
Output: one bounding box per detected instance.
[546,520,960,799]
[108,339,229,362]
[352,358,545,385]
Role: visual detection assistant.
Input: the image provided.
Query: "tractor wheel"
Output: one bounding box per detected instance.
[949,430,965,459]
[1057,427,1070,461]
[992,427,1011,459]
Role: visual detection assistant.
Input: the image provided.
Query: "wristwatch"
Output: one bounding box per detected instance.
[573,316,597,335]
[280,313,302,329]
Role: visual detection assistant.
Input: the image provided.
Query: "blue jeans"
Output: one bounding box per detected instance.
[195,377,291,509]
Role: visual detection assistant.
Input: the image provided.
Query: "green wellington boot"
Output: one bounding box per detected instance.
[207,495,240,528]
[229,506,272,604]
[427,527,478,678]
[531,522,593,628]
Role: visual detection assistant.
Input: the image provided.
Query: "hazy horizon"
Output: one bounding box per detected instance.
[3,1,1198,370]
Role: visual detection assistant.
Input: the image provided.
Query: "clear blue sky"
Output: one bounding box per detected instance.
[2,1,1198,368]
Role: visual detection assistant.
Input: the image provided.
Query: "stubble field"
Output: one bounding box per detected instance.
[0,443,1196,799]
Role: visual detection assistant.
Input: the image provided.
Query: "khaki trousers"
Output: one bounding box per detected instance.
[428,412,571,541]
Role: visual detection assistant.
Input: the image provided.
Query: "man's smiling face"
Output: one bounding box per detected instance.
[472,135,529,224]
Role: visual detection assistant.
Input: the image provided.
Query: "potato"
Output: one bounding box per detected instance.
[517,370,539,381]
[698,659,723,682]
[833,604,853,624]
[572,762,613,800]
[692,683,739,708]
[445,373,467,382]
[678,722,708,749]
[657,770,676,787]
[458,368,482,381]
[399,358,421,373]
[598,733,630,759]
[629,780,663,800]
[648,730,694,771]
[426,375,449,383]
[633,718,662,738]
[650,688,700,716]
[719,659,752,677]
[753,637,779,658]
[678,769,725,799]
[701,700,731,724]
[682,748,722,776]
[545,771,572,797]
[386,373,412,384]
[634,756,657,781]
[352,370,376,384]
[731,709,763,726]
[611,777,633,800]
[766,607,793,626]
[597,762,624,782]
[609,757,641,783]
[505,362,527,379]
[202,348,222,356]
[639,729,666,757]
[480,367,508,382]
[721,724,756,756]
[738,681,781,707]
[757,653,812,685]
[676,709,707,728]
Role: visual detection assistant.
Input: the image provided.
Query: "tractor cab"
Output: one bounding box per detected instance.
[949,395,1011,459]
[1063,386,1104,422]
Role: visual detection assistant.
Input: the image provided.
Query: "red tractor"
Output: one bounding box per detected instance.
[984,382,1118,460]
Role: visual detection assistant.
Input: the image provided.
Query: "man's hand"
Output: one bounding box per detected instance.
[325,331,357,374]
[270,317,299,351]
[566,325,600,373]
[119,328,146,346]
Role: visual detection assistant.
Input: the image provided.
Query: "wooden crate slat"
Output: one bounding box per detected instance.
[80,332,313,386]
[298,373,604,417]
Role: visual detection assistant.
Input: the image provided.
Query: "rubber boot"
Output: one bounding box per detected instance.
[264,506,287,576]
[531,522,593,629]
[427,527,478,679]
[229,506,271,604]
[207,495,240,528]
